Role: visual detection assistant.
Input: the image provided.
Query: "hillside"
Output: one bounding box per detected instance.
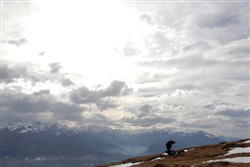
[96,139,250,167]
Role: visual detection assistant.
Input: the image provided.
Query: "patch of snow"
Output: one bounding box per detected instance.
[225,147,250,156]
[20,129,28,133]
[110,162,143,167]
[162,153,168,156]
[8,122,23,131]
[151,157,164,161]
[184,148,195,152]
[203,132,216,139]
[192,131,216,139]
[206,157,250,163]
[244,140,250,143]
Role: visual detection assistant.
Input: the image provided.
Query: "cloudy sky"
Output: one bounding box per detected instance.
[1,0,249,138]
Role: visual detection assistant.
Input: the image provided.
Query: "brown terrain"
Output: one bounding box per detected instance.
[96,139,250,167]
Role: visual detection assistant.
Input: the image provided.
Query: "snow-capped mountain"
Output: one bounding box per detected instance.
[4,122,72,134]
[1,122,240,167]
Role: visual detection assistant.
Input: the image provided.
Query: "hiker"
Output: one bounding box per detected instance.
[166,140,176,155]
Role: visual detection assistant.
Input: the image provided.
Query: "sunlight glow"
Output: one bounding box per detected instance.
[22,1,142,85]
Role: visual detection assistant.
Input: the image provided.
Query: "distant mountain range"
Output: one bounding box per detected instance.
[1,122,241,167]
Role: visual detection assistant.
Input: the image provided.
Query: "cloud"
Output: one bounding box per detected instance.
[178,120,217,130]
[135,72,168,84]
[61,78,74,86]
[1,61,77,89]
[136,104,153,118]
[96,99,117,112]
[0,61,49,84]
[122,115,176,127]
[3,38,29,47]
[33,89,50,96]
[215,106,250,131]
[1,63,27,83]
[203,101,229,110]
[74,113,118,127]
[191,2,248,44]
[38,51,45,56]
[2,89,84,123]
[70,80,132,105]
[140,104,152,112]
[122,40,142,57]
[103,80,132,96]
[216,104,249,118]
[69,80,132,111]
[139,14,152,23]
[170,89,200,98]
[125,103,178,127]
[48,63,62,73]
[204,38,249,62]
[196,10,239,28]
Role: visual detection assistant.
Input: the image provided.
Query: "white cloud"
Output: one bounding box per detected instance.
[204,38,249,62]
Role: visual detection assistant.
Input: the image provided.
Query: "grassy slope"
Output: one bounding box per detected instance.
[96,139,250,167]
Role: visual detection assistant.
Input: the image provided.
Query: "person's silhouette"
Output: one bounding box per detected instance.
[166,140,176,155]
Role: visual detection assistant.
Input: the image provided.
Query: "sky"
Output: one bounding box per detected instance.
[1,0,249,138]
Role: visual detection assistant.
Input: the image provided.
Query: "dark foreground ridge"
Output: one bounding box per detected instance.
[96,139,250,167]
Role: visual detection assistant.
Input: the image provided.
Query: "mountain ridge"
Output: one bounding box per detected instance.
[1,122,242,166]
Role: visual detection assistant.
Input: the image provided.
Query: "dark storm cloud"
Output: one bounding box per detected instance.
[48,63,61,73]
[70,80,132,105]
